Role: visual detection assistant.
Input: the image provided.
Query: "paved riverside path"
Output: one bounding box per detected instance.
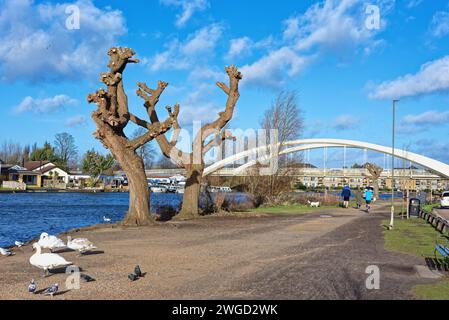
[434,208,449,222]
[0,205,436,299]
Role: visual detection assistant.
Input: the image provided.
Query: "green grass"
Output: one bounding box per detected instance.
[383,218,449,299]
[423,203,440,213]
[248,204,337,215]
[413,280,449,300]
[383,218,446,257]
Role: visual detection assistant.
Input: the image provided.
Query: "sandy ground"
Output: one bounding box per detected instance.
[0,206,435,300]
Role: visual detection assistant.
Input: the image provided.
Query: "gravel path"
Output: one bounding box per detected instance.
[0,206,434,300]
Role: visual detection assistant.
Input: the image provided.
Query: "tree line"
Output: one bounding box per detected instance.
[0,131,172,172]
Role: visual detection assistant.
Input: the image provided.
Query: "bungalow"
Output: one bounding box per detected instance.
[24,161,69,187]
[0,164,41,188]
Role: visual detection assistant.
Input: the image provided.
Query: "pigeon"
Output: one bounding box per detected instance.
[15,241,24,247]
[80,274,95,282]
[134,265,144,278]
[0,247,14,256]
[43,284,59,297]
[28,279,37,294]
[128,274,138,282]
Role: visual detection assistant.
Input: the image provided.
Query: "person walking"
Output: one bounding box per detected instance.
[341,185,351,208]
[365,187,374,213]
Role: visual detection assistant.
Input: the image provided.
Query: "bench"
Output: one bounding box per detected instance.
[435,243,449,268]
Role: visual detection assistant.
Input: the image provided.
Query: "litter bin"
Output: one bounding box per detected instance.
[409,198,421,218]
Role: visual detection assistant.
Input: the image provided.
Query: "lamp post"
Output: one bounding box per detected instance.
[389,99,399,230]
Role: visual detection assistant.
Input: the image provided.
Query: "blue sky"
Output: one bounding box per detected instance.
[1,0,449,168]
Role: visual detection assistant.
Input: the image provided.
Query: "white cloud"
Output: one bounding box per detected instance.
[177,84,222,125]
[238,0,388,88]
[369,56,449,99]
[406,0,423,8]
[160,0,209,28]
[430,11,449,38]
[148,24,223,72]
[13,95,77,114]
[332,115,360,131]
[225,36,273,61]
[66,115,87,127]
[226,37,253,60]
[402,110,449,126]
[240,47,310,89]
[0,0,126,82]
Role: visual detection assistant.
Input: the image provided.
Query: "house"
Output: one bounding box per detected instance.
[24,161,69,187]
[0,164,41,188]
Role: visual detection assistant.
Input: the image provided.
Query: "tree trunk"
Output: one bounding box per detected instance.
[373,179,379,200]
[110,140,154,226]
[175,164,204,220]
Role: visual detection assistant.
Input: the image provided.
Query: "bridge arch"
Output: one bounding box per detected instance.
[204,139,449,178]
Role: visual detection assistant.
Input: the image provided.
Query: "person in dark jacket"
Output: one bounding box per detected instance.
[341,185,351,208]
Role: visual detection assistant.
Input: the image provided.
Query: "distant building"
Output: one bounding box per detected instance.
[24,161,69,187]
[0,164,41,188]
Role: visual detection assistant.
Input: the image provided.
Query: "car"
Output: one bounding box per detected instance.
[441,191,449,209]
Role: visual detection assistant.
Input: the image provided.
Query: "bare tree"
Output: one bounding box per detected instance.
[0,141,24,165]
[144,66,242,220]
[132,128,156,169]
[87,47,179,226]
[54,133,78,169]
[245,91,304,206]
[261,91,304,146]
[364,163,383,199]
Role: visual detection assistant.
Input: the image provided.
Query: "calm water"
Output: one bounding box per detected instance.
[0,192,183,248]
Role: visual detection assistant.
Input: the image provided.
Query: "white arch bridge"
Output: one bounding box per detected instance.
[203,139,449,179]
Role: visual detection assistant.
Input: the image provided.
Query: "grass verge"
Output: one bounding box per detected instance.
[383,218,449,299]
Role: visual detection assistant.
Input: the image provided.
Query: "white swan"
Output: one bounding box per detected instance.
[103,216,111,223]
[29,243,72,277]
[67,236,97,254]
[38,233,66,252]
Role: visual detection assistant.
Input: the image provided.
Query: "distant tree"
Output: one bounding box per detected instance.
[132,128,156,169]
[82,150,114,187]
[54,133,78,169]
[153,155,179,169]
[0,141,22,165]
[23,145,31,162]
[29,142,60,163]
[363,163,383,198]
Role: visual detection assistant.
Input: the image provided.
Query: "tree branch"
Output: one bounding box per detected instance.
[202,129,236,155]
[131,105,180,150]
[196,65,242,145]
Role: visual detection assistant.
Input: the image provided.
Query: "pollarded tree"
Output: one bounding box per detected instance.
[87,47,179,226]
[139,66,242,220]
[364,163,383,199]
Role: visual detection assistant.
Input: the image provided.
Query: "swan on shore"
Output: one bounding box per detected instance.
[0,247,14,256]
[29,243,72,277]
[15,241,24,247]
[38,233,66,252]
[67,236,97,254]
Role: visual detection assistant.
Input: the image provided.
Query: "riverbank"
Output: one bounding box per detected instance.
[0,188,123,194]
[0,205,434,300]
